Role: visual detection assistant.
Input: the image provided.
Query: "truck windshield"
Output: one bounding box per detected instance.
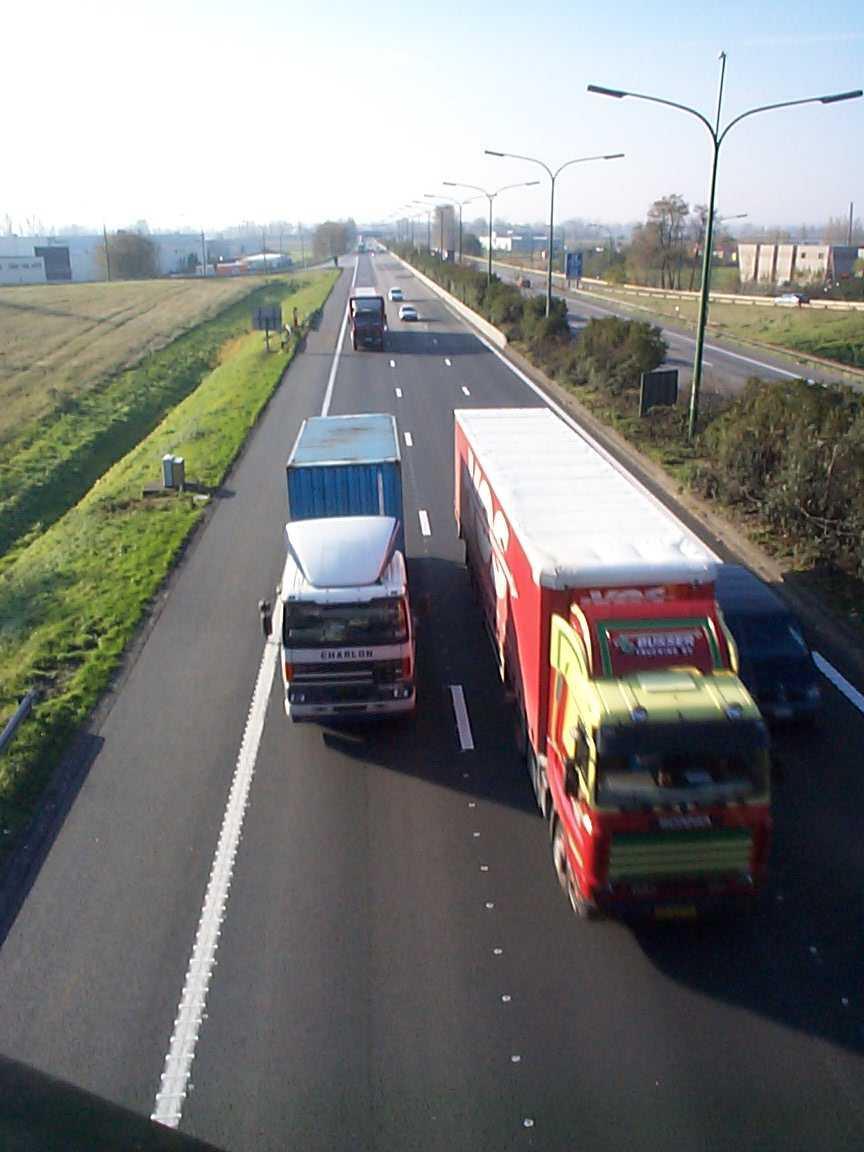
[284,599,407,648]
[352,301,383,318]
[595,721,768,808]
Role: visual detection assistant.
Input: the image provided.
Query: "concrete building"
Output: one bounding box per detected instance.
[738,242,864,286]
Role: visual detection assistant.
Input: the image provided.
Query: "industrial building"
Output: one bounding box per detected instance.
[0,232,205,285]
[737,242,864,286]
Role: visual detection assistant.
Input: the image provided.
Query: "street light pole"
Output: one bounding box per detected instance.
[443,179,540,288]
[589,65,861,438]
[485,149,624,317]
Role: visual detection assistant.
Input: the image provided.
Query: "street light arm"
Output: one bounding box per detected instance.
[485,150,553,181]
[588,84,716,138]
[443,181,490,200]
[718,89,863,144]
[553,152,625,179]
[494,180,541,195]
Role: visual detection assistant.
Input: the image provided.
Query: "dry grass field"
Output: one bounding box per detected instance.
[0,278,262,444]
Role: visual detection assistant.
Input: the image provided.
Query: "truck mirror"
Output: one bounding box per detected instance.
[258,599,272,639]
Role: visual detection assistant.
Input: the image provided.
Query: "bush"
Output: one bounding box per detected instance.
[572,316,667,395]
[696,378,864,573]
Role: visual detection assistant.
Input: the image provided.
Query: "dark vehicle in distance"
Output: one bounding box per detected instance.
[716,564,821,723]
[348,288,386,350]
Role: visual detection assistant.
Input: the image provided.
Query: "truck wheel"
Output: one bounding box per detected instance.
[528,746,549,818]
[552,819,598,920]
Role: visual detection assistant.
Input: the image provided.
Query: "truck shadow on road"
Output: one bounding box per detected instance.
[320,555,537,818]
[633,708,864,1055]
[383,330,486,357]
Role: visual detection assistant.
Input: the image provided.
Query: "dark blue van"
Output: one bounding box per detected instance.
[715,565,821,723]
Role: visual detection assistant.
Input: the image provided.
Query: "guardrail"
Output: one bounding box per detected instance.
[463,255,864,311]
[0,690,37,758]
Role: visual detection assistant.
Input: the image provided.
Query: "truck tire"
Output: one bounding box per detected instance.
[552,818,599,920]
[528,746,549,819]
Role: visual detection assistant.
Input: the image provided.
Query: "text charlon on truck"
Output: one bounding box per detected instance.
[454,407,771,921]
[260,413,414,719]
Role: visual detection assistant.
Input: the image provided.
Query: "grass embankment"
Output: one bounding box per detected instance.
[0,270,338,850]
[0,277,310,568]
[582,285,864,371]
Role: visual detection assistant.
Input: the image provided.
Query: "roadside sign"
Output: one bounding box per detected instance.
[565,251,583,280]
[252,306,282,332]
[639,369,679,416]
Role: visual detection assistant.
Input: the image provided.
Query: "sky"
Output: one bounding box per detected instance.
[2,0,862,234]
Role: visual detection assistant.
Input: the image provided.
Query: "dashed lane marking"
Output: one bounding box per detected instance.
[418,509,431,536]
[450,684,475,750]
[813,652,864,715]
[394,387,403,398]
[461,386,471,396]
[445,357,452,367]
[389,359,396,368]
[404,432,413,447]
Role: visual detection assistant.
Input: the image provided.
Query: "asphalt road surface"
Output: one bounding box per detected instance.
[1,253,863,1151]
[489,260,858,398]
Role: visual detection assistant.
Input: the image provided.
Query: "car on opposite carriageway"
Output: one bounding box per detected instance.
[715,564,821,724]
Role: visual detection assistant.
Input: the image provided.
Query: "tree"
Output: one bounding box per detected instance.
[96,231,159,279]
[461,231,482,257]
[313,220,353,260]
[646,194,690,288]
[824,215,864,244]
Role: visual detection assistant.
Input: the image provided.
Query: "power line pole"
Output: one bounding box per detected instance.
[103,223,111,282]
[200,230,206,277]
[849,201,854,246]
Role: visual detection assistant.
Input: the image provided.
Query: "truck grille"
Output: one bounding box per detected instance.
[608,829,752,882]
[293,659,403,687]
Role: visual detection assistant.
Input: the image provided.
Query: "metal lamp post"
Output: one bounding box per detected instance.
[443,180,540,286]
[484,149,624,316]
[589,61,862,438]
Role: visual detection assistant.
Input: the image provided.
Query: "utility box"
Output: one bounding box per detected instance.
[162,454,176,489]
[172,456,185,489]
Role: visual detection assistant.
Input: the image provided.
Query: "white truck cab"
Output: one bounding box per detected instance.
[268,514,415,719]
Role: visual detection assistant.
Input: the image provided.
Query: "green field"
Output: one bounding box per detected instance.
[0,270,338,851]
[583,285,864,371]
[0,276,310,565]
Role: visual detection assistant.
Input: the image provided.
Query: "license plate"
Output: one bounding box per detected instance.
[655,904,697,920]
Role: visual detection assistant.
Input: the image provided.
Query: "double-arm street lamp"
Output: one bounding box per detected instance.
[589,57,862,438]
[443,179,541,285]
[407,202,432,252]
[484,149,624,316]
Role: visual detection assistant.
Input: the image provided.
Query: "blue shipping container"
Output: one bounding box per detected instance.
[286,414,405,554]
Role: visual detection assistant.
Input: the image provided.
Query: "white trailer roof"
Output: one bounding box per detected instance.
[456,408,716,589]
[283,515,400,592]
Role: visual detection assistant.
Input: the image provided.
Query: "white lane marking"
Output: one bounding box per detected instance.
[703,360,715,368]
[404,432,413,447]
[152,641,278,1127]
[461,386,471,396]
[450,684,475,751]
[389,359,396,368]
[320,257,357,416]
[813,652,864,714]
[418,509,431,536]
[444,357,452,367]
[394,387,403,398]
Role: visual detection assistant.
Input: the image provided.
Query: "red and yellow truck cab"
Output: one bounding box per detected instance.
[455,407,771,919]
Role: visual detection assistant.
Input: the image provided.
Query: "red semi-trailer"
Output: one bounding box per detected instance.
[455,408,771,919]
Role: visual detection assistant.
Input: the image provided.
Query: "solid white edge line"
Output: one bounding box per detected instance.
[450,685,475,751]
[813,652,864,715]
[153,255,356,1129]
[320,256,357,417]
[151,641,278,1127]
[404,432,413,447]
[418,509,431,536]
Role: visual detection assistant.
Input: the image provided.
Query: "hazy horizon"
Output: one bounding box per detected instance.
[3,0,862,233]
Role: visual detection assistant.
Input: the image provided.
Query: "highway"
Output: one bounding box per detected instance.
[0,252,863,1151]
[488,260,858,398]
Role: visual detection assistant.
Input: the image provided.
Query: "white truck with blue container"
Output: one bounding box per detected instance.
[260,413,415,719]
